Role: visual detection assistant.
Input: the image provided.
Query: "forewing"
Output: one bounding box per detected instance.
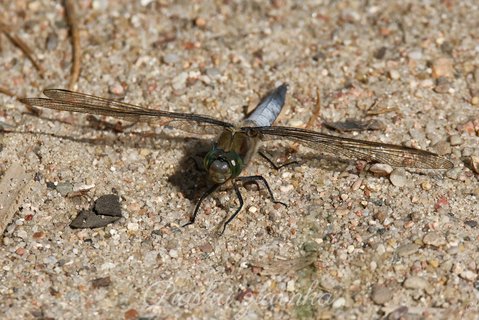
[20,89,233,135]
[246,126,453,169]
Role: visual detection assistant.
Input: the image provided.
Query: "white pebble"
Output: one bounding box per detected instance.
[460,270,477,281]
[347,245,355,254]
[127,222,139,231]
[169,249,178,258]
[332,297,346,308]
[280,185,294,193]
[248,206,258,213]
[287,280,295,292]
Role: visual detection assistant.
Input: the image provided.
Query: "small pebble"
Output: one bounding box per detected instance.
[91,276,112,288]
[163,53,180,65]
[369,163,393,176]
[169,249,178,258]
[16,229,28,239]
[445,167,461,180]
[397,243,419,257]
[434,77,453,94]
[374,46,387,59]
[56,182,73,197]
[408,49,423,60]
[423,232,446,247]
[469,156,479,174]
[434,140,452,156]
[100,262,116,270]
[43,255,57,265]
[124,309,139,320]
[403,276,428,290]
[376,244,386,255]
[198,243,214,253]
[465,220,477,228]
[371,284,393,305]
[420,180,432,191]
[302,241,320,252]
[206,67,221,79]
[449,134,463,146]
[109,82,125,96]
[431,57,454,79]
[172,72,188,90]
[460,270,477,281]
[127,222,139,231]
[144,251,159,266]
[194,17,206,28]
[332,297,346,308]
[388,70,400,80]
[347,245,355,253]
[280,184,294,193]
[45,32,59,51]
[32,231,45,239]
[389,169,407,187]
[287,280,295,292]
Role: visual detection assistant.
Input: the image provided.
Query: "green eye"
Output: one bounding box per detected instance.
[204,146,243,181]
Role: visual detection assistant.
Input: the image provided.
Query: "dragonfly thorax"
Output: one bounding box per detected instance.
[204,146,244,184]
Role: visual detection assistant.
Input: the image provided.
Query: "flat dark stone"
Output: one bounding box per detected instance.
[91,276,112,289]
[94,194,122,217]
[465,220,478,228]
[70,210,120,229]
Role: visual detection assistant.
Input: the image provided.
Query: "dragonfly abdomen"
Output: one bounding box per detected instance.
[246,83,287,127]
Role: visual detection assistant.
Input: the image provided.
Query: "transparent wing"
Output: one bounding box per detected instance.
[20,89,233,135]
[244,126,453,169]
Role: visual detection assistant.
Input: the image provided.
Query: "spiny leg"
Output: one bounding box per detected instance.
[182,183,220,227]
[259,150,298,170]
[220,182,244,235]
[236,175,287,207]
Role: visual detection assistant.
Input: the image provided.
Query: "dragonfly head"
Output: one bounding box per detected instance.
[204,147,243,184]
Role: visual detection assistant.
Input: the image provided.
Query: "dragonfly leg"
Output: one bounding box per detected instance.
[182,183,220,228]
[236,175,287,207]
[220,182,244,235]
[259,151,298,170]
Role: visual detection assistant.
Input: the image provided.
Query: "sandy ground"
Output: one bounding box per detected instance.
[1,0,479,319]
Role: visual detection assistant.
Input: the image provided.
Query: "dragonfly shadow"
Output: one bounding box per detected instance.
[167,139,213,202]
[259,147,355,173]
[5,127,206,150]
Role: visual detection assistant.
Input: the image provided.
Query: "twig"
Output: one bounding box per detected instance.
[305,87,322,130]
[0,85,41,115]
[0,85,16,98]
[64,0,81,90]
[0,20,44,76]
[290,87,322,153]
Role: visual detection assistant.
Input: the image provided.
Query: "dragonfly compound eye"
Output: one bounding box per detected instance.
[208,160,232,184]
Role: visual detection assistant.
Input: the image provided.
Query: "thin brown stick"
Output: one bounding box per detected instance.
[64,0,81,90]
[306,88,322,130]
[0,20,44,76]
[290,87,322,153]
[0,85,41,115]
[0,85,16,98]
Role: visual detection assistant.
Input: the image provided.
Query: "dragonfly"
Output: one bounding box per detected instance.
[21,84,453,234]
